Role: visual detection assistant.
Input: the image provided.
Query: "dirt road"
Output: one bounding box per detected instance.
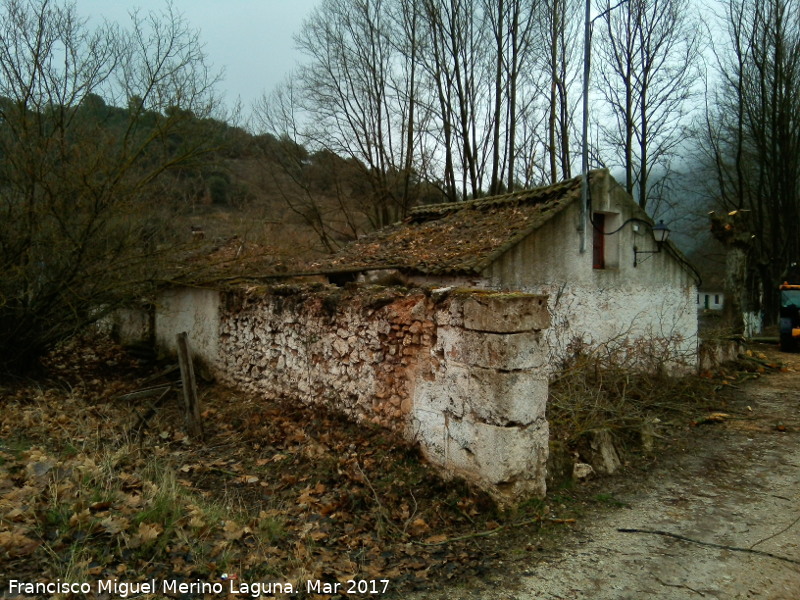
[418,346,800,599]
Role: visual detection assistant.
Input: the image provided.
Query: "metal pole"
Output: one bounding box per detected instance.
[580,0,591,254]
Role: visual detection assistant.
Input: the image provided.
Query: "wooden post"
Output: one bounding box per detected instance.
[176,332,204,439]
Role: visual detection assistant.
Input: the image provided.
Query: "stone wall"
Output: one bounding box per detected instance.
[216,285,433,431]
[698,337,744,372]
[412,292,550,497]
[155,284,551,499]
[156,287,221,371]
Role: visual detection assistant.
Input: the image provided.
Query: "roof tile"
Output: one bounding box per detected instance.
[310,173,589,275]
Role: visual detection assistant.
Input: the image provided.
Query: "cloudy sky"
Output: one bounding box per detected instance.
[73,0,321,110]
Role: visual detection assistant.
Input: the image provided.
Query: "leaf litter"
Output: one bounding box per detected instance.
[0,334,572,599]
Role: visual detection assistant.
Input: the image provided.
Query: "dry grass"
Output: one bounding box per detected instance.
[2,333,767,598]
[0,335,546,598]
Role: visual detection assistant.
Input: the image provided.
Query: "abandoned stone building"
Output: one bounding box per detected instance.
[141,169,698,500]
[309,168,698,372]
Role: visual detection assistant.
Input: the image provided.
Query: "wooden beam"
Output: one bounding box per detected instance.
[115,383,177,402]
[129,386,173,438]
[176,332,204,439]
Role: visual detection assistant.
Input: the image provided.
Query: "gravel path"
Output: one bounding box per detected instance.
[414,348,800,599]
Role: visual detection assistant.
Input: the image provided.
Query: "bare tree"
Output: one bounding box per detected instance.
[259,0,587,222]
[387,0,435,206]
[0,0,220,371]
[418,0,492,199]
[481,0,542,193]
[541,0,582,184]
[702,0,800,326]
[595,0,700,211]
[289,0,427,227]
[252,81,363,252]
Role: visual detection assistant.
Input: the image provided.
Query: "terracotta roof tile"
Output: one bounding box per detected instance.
[309,173,589,275]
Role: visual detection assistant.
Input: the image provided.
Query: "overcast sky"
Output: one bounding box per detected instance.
[73,0,321,110]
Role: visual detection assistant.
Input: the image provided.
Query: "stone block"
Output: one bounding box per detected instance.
[436,327,546,370]
[411,299,429,320]
[416,364,546,426]
[413,368,470,418]
[466,368,547,425]
[410,408,447,465]
[588,430,622,475]
[444,418,548,496]
[433,302,463,327]
[462,294,549,333]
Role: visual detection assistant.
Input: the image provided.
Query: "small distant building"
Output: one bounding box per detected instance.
[695,268,725,312]
[698,290,724,311]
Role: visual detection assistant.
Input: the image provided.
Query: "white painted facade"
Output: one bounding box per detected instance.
[479,171,698,373]
[155,287,221,369]
[698,291,725,311]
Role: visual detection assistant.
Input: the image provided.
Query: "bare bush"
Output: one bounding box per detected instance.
[0,0,220,372]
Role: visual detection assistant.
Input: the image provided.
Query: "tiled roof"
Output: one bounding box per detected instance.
[172,237,315,283]
[309,173,592,276]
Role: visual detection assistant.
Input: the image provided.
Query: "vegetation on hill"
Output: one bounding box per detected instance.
[0,0,219,371]
[0,0,391,372]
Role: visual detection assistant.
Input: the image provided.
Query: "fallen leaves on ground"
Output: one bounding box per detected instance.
[0,334,565,598]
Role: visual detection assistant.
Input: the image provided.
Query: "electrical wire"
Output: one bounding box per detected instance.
[588,215,703,287]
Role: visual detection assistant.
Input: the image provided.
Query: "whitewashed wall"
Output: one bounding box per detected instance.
[155,285,551,499]
[155,287,221,368]
[412,292,550,497]
[482,171,698,373]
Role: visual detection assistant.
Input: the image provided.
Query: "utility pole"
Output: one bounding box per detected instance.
[580,0,631,253]
[580,0,592,254]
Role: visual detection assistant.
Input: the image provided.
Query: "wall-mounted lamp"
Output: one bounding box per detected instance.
[633,220,670,267]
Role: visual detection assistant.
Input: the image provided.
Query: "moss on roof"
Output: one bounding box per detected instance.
[309,173,591,276]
